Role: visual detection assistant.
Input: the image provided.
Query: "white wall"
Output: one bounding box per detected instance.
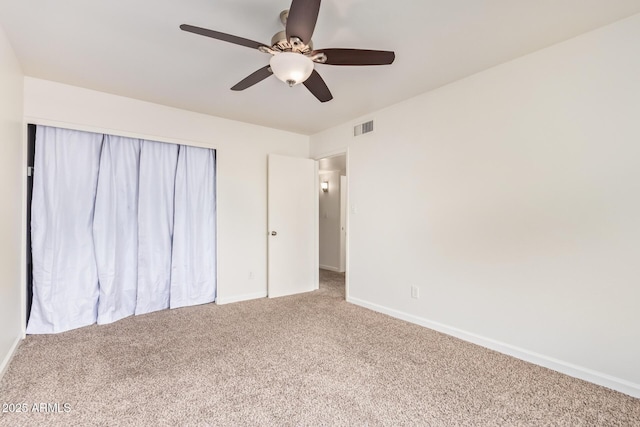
[24,77,309,305]
[319,170,342,271]
[311,14,640,397]
[0,24,24,377]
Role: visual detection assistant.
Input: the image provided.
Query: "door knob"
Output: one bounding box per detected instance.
[271,231,277,236]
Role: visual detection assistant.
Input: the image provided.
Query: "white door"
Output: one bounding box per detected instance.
[339,175,347,273]
[268,154,318,298]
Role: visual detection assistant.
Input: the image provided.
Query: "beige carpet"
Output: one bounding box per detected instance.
[1,270,638,426]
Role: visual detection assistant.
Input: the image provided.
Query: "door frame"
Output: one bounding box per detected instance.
[339,175,347,273]
[315,148,349,299]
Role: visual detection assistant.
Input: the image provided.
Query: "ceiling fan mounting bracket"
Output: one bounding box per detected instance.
[280,10,289,26]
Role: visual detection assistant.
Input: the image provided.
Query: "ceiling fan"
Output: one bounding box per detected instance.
[180,0,395,103]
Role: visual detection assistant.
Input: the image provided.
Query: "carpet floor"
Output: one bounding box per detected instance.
[1,270,638,426]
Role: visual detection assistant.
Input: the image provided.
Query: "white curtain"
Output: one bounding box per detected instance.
[93,135,141,325]
[27,126,216,334]
[135,140,179,316]
[171,146,217,308]
[27,127,103,334]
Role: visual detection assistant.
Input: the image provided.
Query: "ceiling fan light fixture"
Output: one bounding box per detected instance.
[270,52,314,87]
[180,0,395,102]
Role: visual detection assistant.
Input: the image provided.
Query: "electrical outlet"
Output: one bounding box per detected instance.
[411,285,419,299]
[249,271,255,280]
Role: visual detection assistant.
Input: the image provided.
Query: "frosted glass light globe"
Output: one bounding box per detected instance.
[270,52,314,87]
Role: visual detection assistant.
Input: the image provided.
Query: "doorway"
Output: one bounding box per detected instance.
[318,153,347,297]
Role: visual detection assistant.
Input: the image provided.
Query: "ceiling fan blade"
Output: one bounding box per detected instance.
[180,24,266,50]
[285,0,321,45]
[231,66,273,91]
[315,48,395,66]
[303,70,333,103]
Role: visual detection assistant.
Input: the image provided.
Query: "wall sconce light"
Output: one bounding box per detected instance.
[321,181,329,192]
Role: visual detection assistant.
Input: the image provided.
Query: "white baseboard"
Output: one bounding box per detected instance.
[0,335,22,381]
[216,291,267,305]
[320,264,339,272]
[347,296,640,399]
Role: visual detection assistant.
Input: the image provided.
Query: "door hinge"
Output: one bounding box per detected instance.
[27,166,34,177]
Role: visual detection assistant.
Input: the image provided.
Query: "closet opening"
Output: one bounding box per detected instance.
[25,124,217,334]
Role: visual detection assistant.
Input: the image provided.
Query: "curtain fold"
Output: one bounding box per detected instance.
[135,140,179,316]
[171,146,217,308]
[27,127,104,334]
[93,135,141,325]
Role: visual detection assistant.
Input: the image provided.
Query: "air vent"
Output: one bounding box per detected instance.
[354,120,374,137]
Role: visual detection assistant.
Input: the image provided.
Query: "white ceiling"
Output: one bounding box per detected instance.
[1,1,639,135]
